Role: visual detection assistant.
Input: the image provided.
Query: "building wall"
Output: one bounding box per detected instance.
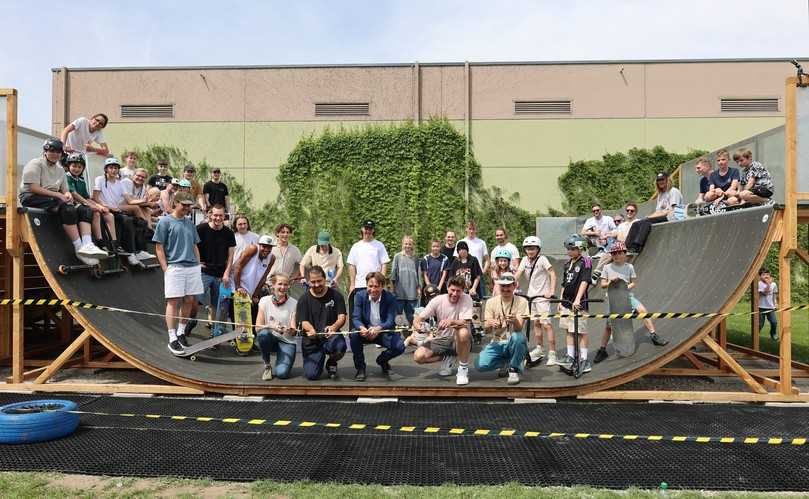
[52,60,800,212]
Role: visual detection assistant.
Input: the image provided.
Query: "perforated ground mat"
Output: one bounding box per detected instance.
[0,393,808,490]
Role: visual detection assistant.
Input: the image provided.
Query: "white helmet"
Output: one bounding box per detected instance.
[522,236,541,248]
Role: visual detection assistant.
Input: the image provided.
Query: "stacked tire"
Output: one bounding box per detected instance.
[0,400,80,444]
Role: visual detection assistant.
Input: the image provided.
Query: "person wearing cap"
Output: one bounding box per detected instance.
[159,178,179,216]
[581,203,616,256]
[514,235,558,367]
[349,272,404,380]
[390,235,421,325]
[591,209,628,285]
[594,241,667,364]
[346,219,390,314]
[19,139,107,261]
[152,190,203,355]
[455,220,489,298]
[446,240,483,298]
[475,272,529,385]
[297,265,348,380]
[202,167,229,214]
[192,204,236,330]
[300,230,344,288]
[410,276,474,386]
[148,159,172,190]
[255,272,298,380]
[234,234,277,323]
[182,164,204,209]
[648,171,683,222]
[269,223,302,280]
[92,157,147,266]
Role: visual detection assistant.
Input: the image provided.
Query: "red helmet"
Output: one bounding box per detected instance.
[608,241,627,254]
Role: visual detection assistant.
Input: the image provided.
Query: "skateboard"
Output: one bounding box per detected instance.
[607,279,636,357]
[233,290,254,356]
[212,283,233,337]
[176,329,244,361]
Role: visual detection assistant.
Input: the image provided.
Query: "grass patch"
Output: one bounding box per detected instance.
[726,301,809,363]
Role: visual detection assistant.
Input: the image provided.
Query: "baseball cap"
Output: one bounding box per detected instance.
[656,171,669,180]
[174,192,194,205]
[456,241,469,252]
[494,272,516,286]
[317,230,331,245]
[361,219,375,229]
[183,164,196,172]
[258,234,277,246]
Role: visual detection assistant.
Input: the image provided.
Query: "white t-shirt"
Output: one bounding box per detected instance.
[456,237,488,265]
[121,178,147,200]
[347,239,390,288]
[656,187,684,212]
[758,280,778,309]
[583,215,616,236]
[65,117,105,154]
[233,231,259,264]
[615,220,635,242]
[490,243,520,265]
[517,255,553,297]
[93,176,127,208]
[258,295,298,330]
[119,167,135,180]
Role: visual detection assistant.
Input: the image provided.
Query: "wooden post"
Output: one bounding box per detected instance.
[718,319,728,371]
[703,335,767,394]
[34,330,91,384]
[751,280,760,351]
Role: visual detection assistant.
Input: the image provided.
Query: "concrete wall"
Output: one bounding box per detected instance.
[52,60,801,211]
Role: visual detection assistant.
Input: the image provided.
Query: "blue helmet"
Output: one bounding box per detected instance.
[564,234,588,251]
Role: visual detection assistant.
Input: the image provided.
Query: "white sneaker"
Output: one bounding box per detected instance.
[507,370,520,385]
[456,364,469,386]
[528,346,544,363]
[75,254,98,267]
[77,243,103,258]
[439,355,456,376]
[546,350,558,366]
[262,365,273,381]
[126,254,141,266]
[135,250,155,261]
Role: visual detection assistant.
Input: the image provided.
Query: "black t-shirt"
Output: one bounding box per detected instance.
[447,256,482,293]
[196,223,236,277]
[297,288,347,350]
[562,256,593,310]
[203,181,229,207]
[148,174,172,191]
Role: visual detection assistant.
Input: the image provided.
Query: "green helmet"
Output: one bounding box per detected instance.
[492,247,512,261]
[564,234,588,251]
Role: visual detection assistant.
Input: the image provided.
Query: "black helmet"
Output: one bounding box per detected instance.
[65,152,86,166]
[43,138,64,152]
[423,285,439,299]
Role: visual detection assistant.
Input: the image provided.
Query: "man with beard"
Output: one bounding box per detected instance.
[298,266,348,380]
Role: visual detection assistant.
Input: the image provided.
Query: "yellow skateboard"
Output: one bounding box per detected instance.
[233,290,254,355]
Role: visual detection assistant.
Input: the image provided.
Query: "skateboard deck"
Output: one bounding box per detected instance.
[58,252,122,279]
[233,290,254,355]
[176,329,243,360]
[607,279,636,357]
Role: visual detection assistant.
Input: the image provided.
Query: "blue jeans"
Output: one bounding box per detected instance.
[349,331,405,370]
[256,328,297,379]
[475,333,528,373]
[199,273,222,307]
[396,299,418,325]
[759,309,778,338]
[302,334,346,380]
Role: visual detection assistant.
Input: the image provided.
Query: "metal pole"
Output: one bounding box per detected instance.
[464,61,470,220]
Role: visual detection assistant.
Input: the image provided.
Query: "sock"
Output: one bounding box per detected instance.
[168,329,177,342]
[72,239,82,250]
[459,361,468,368]
[581,348,588,360]
[80,234,91,246]
[649,330,656,335]
[567,345,575,357]
[177,323,187,336]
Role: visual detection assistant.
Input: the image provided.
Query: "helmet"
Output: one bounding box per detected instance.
[492,247,512,261]
[608,241,627,254]
[170,177,181,186]
[564,234,588,250]
[258,234,277,246]
[65,153,86,166]
[522,235,541,248]
[423,285,439,299]
[178,179,192,188]
[43,138,64,152]
[104,157,121,168]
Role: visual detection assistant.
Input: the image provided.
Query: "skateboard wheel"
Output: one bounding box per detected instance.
[189,355,197,361]
[58,265,68,275]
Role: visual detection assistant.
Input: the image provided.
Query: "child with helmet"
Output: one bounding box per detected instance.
[515,236,558,367]
[64,152,117,256]
[557,234,594,374]
[490,247,514,296]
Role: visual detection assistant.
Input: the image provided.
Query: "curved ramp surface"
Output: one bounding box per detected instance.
[25,206,774,396]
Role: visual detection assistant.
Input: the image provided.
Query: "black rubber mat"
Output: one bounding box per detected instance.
[1,394,808,490]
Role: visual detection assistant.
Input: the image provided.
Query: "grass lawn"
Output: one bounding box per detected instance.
[0,472,806,498]
[725,301,809,363]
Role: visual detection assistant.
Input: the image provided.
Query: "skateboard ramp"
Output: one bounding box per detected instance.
[24,205,775,396]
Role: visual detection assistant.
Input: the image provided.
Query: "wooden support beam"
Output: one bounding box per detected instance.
[682,351,705,370]
[0,383,204,395]
[33,330,91,384]
[703,335,768,394]
[578,390,809,402]
[727,343,809,372]
[794,248,809,266]
[83,336,92,363]
[99,351,118,363]
[691,351,720,367]
[653,368,809,378]
[718,319,728,371]
[781,75,798,396]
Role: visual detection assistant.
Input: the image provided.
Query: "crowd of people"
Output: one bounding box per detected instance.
[18,115,778,386]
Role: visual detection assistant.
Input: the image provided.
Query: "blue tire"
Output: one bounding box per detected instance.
[0,399,80,444]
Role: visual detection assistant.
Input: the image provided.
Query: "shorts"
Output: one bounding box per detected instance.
[558,305,588,334]
[164,264,204,299]
[429,335,456,357]
[530,299,552,325]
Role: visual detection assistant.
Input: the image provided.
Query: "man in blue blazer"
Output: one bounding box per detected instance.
[350,271,405,380]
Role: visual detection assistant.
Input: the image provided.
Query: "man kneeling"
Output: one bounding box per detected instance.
[350,272,405,380]
[409,276,473,386]
[297,266,347,380]
[475,272,529,385]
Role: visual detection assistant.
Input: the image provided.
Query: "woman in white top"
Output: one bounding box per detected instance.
[255,272,298,381]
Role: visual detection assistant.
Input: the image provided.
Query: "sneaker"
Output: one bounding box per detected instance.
[113,245,130,255]
[378,359,392,376]
[649,332,669,346]
[126,254,141,266]
[176,334,190,349]
[558,354,575,369]
[262,366,273,381]
[507,368,520,385]
[75,254,99,267]
[456,364,469,386]
[135,250,155,261]
[594,347,609,364]
[526,346,544,368]
[168,340,184,355]
[439,355,456,376]
[590,269,602,286]
[327,364,338,380]
[83,243,109,257]
[546,350,559,366]
[772,333,780,341]
[497,365,509,378]
[77,244,99,258]
[354,369,366,381]
[580,360,592,374]
[186,319,198,336]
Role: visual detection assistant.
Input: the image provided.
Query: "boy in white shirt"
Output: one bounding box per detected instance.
[514,236,558,366]
[757,268,779,341]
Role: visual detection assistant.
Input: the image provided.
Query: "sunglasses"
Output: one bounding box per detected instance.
[626,209,636,213]
[592,209,601,213]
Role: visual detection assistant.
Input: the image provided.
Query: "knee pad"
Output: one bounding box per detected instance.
[58,203,78,225]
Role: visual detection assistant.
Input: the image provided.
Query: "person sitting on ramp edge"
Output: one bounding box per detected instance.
[297,266,347,380]
[255,272,298,380]
[64,152,116,258]
[350,272,405,381]
[152,191,203,355]
[19,139,107,263]
[594,241,668,364]
[475,272,529,385]
[410,276,474,386]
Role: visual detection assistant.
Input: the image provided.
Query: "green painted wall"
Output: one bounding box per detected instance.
[104,117,783,212]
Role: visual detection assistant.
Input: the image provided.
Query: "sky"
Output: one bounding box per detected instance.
[1,0,807,132]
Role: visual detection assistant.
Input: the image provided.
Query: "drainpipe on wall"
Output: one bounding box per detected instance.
[413,62,421,124]
[62,67,70,132]
[464,61,470,220]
